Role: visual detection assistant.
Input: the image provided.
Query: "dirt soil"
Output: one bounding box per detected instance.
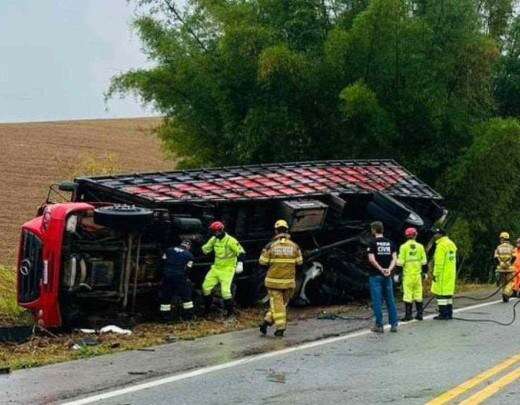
[0,117,171,265]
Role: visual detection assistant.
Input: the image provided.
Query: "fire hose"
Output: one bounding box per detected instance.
[311,238,520,326]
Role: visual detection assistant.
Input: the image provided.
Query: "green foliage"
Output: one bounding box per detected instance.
[442,118,520,279]
[109,0,498,174]
[495,15,520,117]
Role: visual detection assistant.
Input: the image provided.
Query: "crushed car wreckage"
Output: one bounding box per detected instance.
[17,160,446,328]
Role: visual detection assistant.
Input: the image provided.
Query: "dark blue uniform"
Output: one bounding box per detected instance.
[159,246,195,317]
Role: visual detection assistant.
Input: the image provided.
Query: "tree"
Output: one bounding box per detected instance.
[442,118,520,280]
[494,15,520,118]
[109,0,497,177]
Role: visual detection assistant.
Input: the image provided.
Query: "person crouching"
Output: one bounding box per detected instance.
[159,239,195,322]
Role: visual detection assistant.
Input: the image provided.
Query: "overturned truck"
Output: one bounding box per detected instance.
[17,160,446,328]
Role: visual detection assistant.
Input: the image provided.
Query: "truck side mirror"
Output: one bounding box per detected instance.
[58,181,77,192]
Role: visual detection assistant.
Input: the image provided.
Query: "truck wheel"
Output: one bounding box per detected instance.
[94,205,153,232]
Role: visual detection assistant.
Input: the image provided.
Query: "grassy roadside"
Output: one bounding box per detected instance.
[0,265,32,326]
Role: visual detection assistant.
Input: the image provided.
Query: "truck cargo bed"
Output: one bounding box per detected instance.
[75,160,442,206]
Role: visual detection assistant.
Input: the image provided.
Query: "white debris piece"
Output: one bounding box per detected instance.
[99,325,132,335]
[78,329,96,334]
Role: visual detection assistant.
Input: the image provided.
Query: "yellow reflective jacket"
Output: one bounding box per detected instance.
[259,233,303,290]
[431,236,457,296]
[494,242,515,272]
[202,233,245,271]
[398,239,427,276]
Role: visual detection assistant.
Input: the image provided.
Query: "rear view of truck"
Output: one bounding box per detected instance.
[17,160,446,328]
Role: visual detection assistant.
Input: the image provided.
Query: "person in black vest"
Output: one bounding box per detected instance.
[367,221,399,333]
[159,239,195,321]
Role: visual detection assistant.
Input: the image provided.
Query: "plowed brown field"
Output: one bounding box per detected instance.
[0,117,172,265]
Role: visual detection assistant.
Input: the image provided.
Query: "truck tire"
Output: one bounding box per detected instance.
[94,205,153,232]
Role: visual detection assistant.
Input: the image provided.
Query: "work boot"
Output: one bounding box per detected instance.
[259,321,269,336]
[502,294,510,303]
[446,304,453,320]
[371,325,384,333]
[274,329,285,338]
[223,299,236,317]
[182,308,194,321]
[433,305,449,320]
[203,295,213,314]
[415,302,424,321]
[401,303,413,322]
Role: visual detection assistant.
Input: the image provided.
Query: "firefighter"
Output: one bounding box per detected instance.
[494,232,516,303]
[159,239,195,322]
[258,220,303,337]
[431,229,457,320]
[513,238,520,297]
[201,221,245,317]
[397,227,428,321]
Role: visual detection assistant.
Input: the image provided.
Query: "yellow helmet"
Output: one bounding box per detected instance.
[274,219,289,230]
[500,231,510,240]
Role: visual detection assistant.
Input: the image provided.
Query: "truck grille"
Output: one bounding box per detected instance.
[18,231,43,303]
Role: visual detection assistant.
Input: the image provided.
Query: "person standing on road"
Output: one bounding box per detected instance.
[258,220,303,338]
[494,232,516,303]
[397,227,428,321]
[159,239,195,322]
[367,221,399,333]
[513,238,520,297]
[201,221,245,317]
[431,229,457,320]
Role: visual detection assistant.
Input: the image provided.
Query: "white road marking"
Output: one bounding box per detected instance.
[62,299,502,405]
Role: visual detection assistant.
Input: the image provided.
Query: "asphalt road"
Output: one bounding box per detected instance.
[2,297,519,405]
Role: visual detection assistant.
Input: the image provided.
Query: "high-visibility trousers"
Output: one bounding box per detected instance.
[499,272,515,297]
[402,272,423,303]
[514,269,520,293]
[264,288,293,330]
[202,265,235,300]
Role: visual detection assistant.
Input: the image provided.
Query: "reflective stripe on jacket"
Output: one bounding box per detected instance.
[495,242,515,272]
[431,236,457,296]
[202,233,245,271]
[259,233,303,290]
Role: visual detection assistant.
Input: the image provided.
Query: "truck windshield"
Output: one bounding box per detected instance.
[18,230,43,303]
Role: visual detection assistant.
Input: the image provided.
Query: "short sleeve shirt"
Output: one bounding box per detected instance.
[367,237,396,275]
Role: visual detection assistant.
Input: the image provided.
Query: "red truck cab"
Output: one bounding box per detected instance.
[18,203,94,327]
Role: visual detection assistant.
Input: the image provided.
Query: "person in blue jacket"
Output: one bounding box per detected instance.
[159,239,195,321]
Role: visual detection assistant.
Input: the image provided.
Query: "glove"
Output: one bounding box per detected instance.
[422,273,428,281]
[235,262,244,274]
[393,274,400,284]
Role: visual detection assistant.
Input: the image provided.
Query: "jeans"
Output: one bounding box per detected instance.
[369,276,399,327]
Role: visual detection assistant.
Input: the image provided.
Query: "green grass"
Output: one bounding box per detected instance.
[0,264,32,325]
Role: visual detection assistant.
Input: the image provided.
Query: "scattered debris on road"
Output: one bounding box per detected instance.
[99,325,133,336]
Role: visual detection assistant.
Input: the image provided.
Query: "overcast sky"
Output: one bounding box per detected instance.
[0,0,155,123]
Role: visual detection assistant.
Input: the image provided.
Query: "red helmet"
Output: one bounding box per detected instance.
[209,221,225,233]
[405,227,418,238]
